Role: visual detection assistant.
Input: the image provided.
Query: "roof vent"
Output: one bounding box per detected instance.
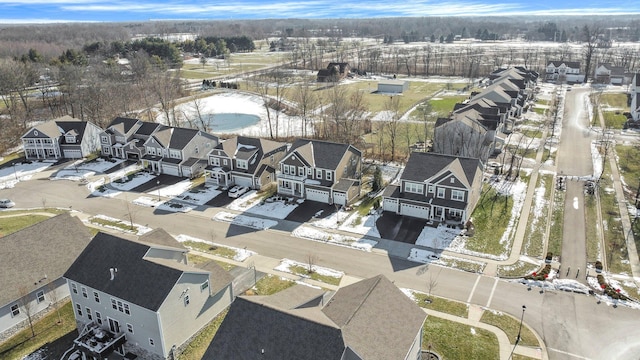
[109,268,118,281]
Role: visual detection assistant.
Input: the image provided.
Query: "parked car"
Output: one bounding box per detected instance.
[0,199,15,208]
[228,186,249,198]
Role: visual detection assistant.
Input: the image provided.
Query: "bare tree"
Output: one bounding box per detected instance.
[17,286,36,337]
[384,96,402,162]
[582,25,600,83]
[426,268,442,300]
[46,281,63,325]
[306,253,318,274]
[292,80,318,138]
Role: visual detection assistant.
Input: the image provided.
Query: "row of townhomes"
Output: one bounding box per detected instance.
[3,214,425,359]
[381,66,538,225]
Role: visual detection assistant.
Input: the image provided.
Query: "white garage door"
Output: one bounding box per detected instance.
[233,176,253,188]
[400,203,429,219]
[182,167,192,178]
[63,149,82,158]
[334,192,346,206]
[162,164,181,177]
[306,188,330,203]
[383,198,398,212]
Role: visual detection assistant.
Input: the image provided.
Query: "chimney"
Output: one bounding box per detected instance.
[109,268,118,281]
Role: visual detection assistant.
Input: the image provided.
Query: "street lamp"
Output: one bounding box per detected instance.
[509,305,526,360]
[156,180,161,201]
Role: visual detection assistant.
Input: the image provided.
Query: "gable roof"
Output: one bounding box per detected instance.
[22,116,88,140]
[0,213,92,308]
[64,232,187,311]
[547,60,581,69]
[106,117,140,136]
[150,126,217,150]
[288,139,360,170]
[402,151,483,185]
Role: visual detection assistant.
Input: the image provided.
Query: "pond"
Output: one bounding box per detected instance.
[202,113,260,132]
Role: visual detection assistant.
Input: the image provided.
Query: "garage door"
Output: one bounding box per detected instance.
[306,188,330,203]
[400,203,429,219]
[233,176,253,188]
[162,164,181,177]
[334,192,346,206]
[63,149,82,159]
[383,198,398,212]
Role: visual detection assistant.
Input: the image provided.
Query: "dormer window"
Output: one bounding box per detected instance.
[65,135,76,144]
[237,159,248,170]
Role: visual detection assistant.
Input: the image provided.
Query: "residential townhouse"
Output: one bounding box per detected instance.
[382,152,483,224]
[594,63,630,85]
[205,136,287,190]
[203,274,426,360]
[99,117,162,161]
[0,213,92,342]
[277,139,362,206]
[141,126,219,178]
[63,231,233,360]
[545,60,583,83]
[22,116,102,160]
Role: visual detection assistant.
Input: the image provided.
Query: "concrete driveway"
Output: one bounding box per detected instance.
[376,212,426,244]
[129,174,185,192]
[285,201,336,223]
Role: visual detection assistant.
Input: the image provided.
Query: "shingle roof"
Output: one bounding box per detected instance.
[202,297,345,360]
[322,275,427,360]
[107,117,140,136]
[548,60,581,69]
[136,122,162,136]
[138,228,185,249]
[401,151,482,185]
[64,232,184,311]
[57,121,90,145]
[0,213,92,307]
[288,139,360,170]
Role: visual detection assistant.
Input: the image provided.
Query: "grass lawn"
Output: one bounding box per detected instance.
[251,274,295,295]
[288,265,342,286]
[585,194,600,263]
[0,151,24,166]
[423,316,499,360]
[603,111,627,129]
[547,185,565,257]
[413,292,469,318]
[497,261,539,277]
[616,145,640,200]
[480,310,538,347]
[88,216,137,233]
[183,241,238,259]
[426,95,469,116]
[600,93,629,109]
[0,215,52,236]
[522,174,552,258]
[178,309,228,360]
[186,253,234,272]
[0,301,76,360]
[466,185,514,256]
[598,170,631,274]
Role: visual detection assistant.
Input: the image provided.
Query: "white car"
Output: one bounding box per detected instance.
[228,186,249,198]
[0,199,15,208]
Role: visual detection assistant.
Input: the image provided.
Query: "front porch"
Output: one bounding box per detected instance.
[205,167,232,187]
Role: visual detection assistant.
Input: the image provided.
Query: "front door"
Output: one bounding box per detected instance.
[108,318,120,333]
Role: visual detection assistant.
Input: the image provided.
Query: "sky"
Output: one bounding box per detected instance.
[0,0,639,23]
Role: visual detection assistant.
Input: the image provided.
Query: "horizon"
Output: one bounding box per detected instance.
[0,0,639,24]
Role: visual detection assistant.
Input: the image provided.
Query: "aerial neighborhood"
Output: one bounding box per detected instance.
[2,16,640,360]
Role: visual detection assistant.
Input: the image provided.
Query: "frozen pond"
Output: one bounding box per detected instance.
[204,113,260,132]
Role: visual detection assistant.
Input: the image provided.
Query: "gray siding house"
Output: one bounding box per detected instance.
[0,213,92,342]
[141,126,219,178]
[382,152,483,224]
[99,117,162,160]
[277,139,362,206]
[64,232,233,360]
[22,116,102,160]
[203,275,426,360]
[205,136,287,190]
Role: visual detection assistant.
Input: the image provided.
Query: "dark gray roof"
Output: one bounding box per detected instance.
[57,121,90,145]
[332,179,356,192]
[322,275,427,360]
[548,60,581,69]
[136,122,162,136]
[63,232,184,311]
[138,228,185,249]
[288,139,360,171]
[402,152,482,184]
[202,297,345,360]
[107,117,140,135]
[0,213,92,307]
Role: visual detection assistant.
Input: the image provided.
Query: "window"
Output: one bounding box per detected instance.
[184,295,190,306]
[450,177,455,184]
[71,283,78,294]
[236,160,248,170]
[201,280,209,292]
[111,298,131,315]
[94,291,100,303]
[86,308,92,320]
[404,182,424,194]
[170,150,180,159]
[270,155,274,163]
[194,147,199,154]
[76,304,83,316]
[149,338,155,347]
[451,190,465,201]
[316,169,322,179]
[307,168,312,175]
[65,135,76,144]
[96,311,102,325]
[127,323,134,334]
[10,304,19,317]
[212,157,220,166]
[428,185,434,193]
[449,209,463,218]
[298,167,304,176]
[101,136,108,143]
[36,290,45,304]
[81,287,88,298]
[326,171,332,181]
[223,159,228,165]
[437,188,445,198]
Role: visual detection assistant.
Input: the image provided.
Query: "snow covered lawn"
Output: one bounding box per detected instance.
[176,234,255,261]
[91,169,154,198]
[132,196,196,213]
[174,185,221,205]
[53,157,125,180]
[227,191,299,219]
[274,258,344,285]
[213,211,278,230]
[292,226,378,252]
[0,160,54,189]
[86,214,152,235]
[146,179,193,198]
